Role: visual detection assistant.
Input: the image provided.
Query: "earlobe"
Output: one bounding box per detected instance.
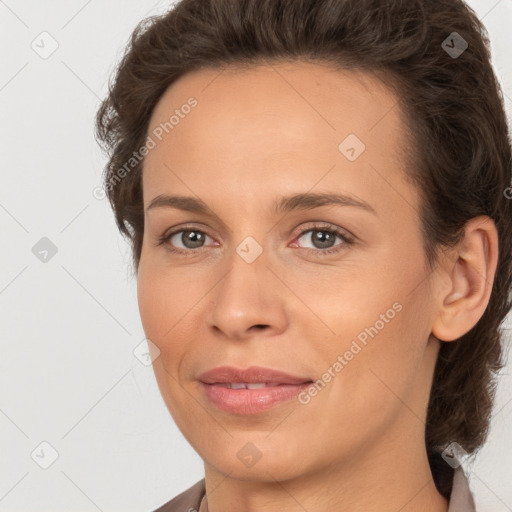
[431,216,499,342]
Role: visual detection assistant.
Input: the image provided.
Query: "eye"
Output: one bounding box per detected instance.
[157,223,354,256]
[292,224,353,255]
[158,227,217,254]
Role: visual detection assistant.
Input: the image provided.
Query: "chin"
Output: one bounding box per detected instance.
[200,437,312,483]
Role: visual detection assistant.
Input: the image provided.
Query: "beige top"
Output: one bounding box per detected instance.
[152,465,476,511]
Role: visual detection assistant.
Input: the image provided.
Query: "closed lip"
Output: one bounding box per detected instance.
[198,365,312,385]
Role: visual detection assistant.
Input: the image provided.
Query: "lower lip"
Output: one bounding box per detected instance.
[200,382,312,415]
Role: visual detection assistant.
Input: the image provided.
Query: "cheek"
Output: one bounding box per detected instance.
[137,267,165,341]
[137,261,209,389]
[137,265,193,419]
[308,258,433,424]
[136,263,187,365]
[323,292,434,432]
[137,261,194,340]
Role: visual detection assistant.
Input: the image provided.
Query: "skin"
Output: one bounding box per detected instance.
[137,61,498,511]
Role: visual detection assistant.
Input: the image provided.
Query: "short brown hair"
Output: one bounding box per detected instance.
[95,0,512,498]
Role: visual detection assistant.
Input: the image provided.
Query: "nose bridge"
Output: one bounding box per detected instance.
[206,233,286,339]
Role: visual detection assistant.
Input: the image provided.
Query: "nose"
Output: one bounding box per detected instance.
[205,246,289,341]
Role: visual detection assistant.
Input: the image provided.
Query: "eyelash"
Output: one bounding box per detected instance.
[157,222,354,257]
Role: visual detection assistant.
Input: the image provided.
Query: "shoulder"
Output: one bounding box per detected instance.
[151,479,206,512]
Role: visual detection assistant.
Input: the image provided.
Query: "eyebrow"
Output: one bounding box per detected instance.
[146,192,377,216]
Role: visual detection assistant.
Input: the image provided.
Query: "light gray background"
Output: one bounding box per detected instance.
[1,1,511,511]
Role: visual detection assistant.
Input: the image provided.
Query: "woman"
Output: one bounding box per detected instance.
[95,0,512,510]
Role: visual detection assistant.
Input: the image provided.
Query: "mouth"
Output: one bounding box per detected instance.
[198,365,312,386]
[197,366,314,414]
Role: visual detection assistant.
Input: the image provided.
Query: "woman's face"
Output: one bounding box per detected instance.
[137,61,443,481]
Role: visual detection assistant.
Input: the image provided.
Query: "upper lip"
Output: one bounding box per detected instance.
[198,366,312,385]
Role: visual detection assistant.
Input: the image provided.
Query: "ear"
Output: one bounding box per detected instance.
[431,216,499,342]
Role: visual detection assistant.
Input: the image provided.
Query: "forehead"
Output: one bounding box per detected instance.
[142,61,412,214]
